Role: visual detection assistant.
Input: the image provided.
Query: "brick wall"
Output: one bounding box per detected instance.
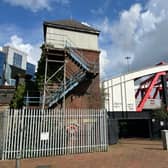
[65,49,101,108]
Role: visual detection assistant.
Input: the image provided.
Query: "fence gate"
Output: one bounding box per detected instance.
[0,109,108,160]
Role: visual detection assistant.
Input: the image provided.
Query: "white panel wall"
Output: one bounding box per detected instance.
[46,27,99,51]
[112,64,168,84]
[103,76,136,112]
[103,63,168,112]
[124,80,136,111]
[3,46,27,70]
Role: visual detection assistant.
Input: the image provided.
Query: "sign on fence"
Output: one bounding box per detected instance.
[0,108,108,160]
[40,132,49,141]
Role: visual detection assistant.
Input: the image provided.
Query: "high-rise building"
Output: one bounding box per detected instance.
[26,62,36,78]
[0,46,35,85]
[3,46,27,85]
[0,51,6,85]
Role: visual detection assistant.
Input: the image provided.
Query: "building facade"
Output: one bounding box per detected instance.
[0,46,35,86]
[43,19,101,108]
[26,62,36,78]
[0,51,6,85]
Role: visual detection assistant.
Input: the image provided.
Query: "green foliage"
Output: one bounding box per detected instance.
[10,83,25,108]
[153,104,168,120]
[36,53,45,90]
[36,52,64,90]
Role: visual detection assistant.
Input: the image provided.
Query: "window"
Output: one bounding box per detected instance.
[26,62,35,76]
[0,52,5,77]
[13,53,22,68]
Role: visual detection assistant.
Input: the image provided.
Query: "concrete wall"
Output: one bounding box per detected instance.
[0,86,15,104]
[46,27,99,51]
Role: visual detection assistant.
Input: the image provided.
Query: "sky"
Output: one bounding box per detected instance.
[0,0,168,80]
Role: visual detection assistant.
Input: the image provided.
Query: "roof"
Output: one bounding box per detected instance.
[43,19,100,35]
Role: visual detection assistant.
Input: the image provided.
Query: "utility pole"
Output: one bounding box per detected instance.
[125,56,131,72]
[63,58,67,112]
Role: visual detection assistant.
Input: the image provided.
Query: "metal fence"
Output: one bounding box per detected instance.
[0,108,108,160]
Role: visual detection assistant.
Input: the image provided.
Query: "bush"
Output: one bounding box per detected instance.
[153,104,168,120]
[10,83,25,108]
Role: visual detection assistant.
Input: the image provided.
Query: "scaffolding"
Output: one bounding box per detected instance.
[41,32,98,109]
[42,44,66,109]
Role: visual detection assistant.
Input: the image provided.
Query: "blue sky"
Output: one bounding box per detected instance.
[0,0,168,80]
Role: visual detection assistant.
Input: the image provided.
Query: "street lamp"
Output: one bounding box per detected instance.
[125,56,131,72]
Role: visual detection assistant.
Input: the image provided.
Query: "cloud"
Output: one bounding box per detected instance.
[5,35,41,66]
[97,0,168,79]
[0,23,42,68]
[3,0,69,12]
[111,4,141,52]
[0,24,20,45]
[99,49,110,78]
[81,22,91,27]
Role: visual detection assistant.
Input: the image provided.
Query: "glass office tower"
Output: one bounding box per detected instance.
[0,51,6,85]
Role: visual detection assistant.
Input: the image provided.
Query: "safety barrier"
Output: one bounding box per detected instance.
[0,108,108,160]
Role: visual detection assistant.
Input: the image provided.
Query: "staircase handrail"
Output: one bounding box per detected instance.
[65,40,96,71]
[45,32,97,72]
[47,70,86,105]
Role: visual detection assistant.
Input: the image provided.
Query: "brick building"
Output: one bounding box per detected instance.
[43,19,101,108]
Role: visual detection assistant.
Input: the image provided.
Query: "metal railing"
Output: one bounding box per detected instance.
[1,108,108,160]
[44,33,99,107]
[48,70,86,107]
[45,33,98,73]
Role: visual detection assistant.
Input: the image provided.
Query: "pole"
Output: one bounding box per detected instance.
[42,58,48,110]
[63,59,66,111]
[161,75,168,111]
[125,56,131,72]
[16,108,24,168]
[16,156,21,168]
[62,57,66,154]
[26,91,28,108]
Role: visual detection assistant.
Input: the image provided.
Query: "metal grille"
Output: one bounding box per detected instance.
[1,109,108,160]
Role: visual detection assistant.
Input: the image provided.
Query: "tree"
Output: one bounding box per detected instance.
[36,53,45,90]
[36,52,64,91]
[153,103,168,120]
[10,83,25,108]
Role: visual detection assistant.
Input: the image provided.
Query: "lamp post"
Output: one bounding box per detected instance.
[125,56,131,72]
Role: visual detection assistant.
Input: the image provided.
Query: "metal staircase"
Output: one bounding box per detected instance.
[65,47,98,74]
[46,37,98,107]
[48,70,86,107]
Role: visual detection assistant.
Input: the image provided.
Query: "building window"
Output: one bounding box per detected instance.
[13,53,22,68]
[26,62,35,77]
[0,52,6,85]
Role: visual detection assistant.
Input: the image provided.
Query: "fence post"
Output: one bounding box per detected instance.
[15,154,21,168]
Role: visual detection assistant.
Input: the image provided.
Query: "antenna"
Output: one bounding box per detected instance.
[125,56,131,72]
